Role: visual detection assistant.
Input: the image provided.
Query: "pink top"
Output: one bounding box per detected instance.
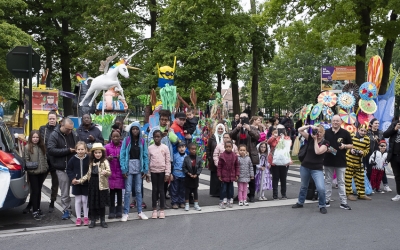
[148,143,171,175]
[213,143,238,167]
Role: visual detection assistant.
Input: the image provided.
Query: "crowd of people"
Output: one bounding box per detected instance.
[21,108,400,228]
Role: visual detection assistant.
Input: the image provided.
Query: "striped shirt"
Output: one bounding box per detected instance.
[346,133,370,165]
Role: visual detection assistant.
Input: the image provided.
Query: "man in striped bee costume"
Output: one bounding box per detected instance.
[345,123,371,201]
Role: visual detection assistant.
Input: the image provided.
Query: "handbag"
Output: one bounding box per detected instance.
[298,140,309,162]
[25,148,39,170]
[272,137,292,165]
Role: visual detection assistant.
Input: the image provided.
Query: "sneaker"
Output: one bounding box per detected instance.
[159,211,165,219]
[172,204,179,209]
[61,210,70,220]
[391,194,400,201]
[130,201,136,208]
[219,202,226,209]
[292,203,303,208]
[76,218,82,226]
[347,194,358,201]
[185,204,190,211]
[340,204,352,210]
[273,196,278,200]
[358,195,372,200]
[325,201,331,207]
[33,212,41,221]
[280,196,287,200]
[151,210,158,219]
[138,212,148,220]
[384,185,392,192]
[83,217,89,226]
[320,207,327,214]
[243,201,249,206]
[179,204,186,209]
[262,196,268,201]
[258,197,263,201]
[238,201,243,206]
[194,205,201,211]
[249,197,255,203]
[121,214,129,222]
[376,189,385,193]
[371,189,376,194]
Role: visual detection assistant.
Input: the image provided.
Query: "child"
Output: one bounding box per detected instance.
[237,145,254,206]
[182,143,203,211]
[171,142,187,209]
[217,141,239,208]
[74,143,111,228]
[67,141,89,226]
[147,130,171,219]
[255,142,272,200]
[183,108,199,145]
[369,140,388,193]
[24,130,49,220]
[213,133,239,167]
[105,129,124,219]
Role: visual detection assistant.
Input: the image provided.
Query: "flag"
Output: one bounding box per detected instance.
[375,75,396,131]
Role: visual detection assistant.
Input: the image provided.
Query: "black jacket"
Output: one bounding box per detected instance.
[47,127,80,171]
[383,122,398,162]
[67,154,90,185]
[39,123,60,171]
[182,155,203,188]
[76,123,104,147]
[183,117,199,135]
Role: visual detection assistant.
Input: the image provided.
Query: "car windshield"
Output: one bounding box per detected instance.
[0,123,15,152]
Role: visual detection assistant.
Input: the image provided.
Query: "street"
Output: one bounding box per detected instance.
[1,166,399,250]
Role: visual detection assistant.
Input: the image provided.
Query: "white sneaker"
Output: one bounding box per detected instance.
[243,201,249,206]
[384,185,392,192]
[138,212,148,220]
[194,205,202,211]
[391,194,400,201]
[238,201,243,206]
[121,214,129,222]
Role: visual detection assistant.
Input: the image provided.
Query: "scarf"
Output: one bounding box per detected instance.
[214,123,226,144]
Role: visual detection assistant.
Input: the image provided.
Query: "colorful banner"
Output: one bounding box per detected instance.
[31,89,59,111]
[321,66,356,93]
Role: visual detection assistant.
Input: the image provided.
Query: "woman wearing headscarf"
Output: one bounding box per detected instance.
[207,123,226,197]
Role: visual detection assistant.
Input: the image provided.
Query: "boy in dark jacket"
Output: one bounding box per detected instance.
[182,143,203,211]
[217,141,239,209]
[183,108,199,145]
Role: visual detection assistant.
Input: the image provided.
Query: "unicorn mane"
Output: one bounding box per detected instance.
[110,59,127,69]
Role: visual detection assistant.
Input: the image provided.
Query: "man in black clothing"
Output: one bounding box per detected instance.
[47,118,79,220]
[39,111,60,213]
[323,115,353,210]
[383,118,400,201]
[280,112,294,138]
[231,114,240,130]
[77,113,104,149]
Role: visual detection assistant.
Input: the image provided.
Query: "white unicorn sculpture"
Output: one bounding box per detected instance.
[78,51,140,107]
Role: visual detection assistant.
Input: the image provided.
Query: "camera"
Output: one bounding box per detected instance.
[240,117,249,125]
[312,128,318,135]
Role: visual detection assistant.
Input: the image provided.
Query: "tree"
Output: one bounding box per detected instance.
[262,0,400,93]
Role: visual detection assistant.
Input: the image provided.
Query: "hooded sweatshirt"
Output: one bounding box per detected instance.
[120,121,149,175]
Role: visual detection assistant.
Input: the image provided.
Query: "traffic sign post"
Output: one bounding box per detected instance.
[6,45,41,132]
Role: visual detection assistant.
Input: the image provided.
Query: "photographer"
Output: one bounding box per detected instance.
[383,117,400,201]
[230,113,260,202]
[292,124,330,214]
[345,123,371,201]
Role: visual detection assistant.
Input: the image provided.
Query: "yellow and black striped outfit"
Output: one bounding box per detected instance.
[345,133,370,197]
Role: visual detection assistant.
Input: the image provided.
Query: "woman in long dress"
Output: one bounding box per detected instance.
[207,123,226,197]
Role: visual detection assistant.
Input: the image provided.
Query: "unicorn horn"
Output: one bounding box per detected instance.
[127,66,141,70]
[125,48,144,64]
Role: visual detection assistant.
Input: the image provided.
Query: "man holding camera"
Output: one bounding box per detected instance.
[345,123,371,201]
[324,115,353,210]
[230,113,260,202]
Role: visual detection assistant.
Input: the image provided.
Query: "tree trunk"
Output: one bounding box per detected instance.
[231,62,240,115]
[217,73,222,93]
[45,42,53,88]
[355,5,371,86]
[379,11,398,95]
[149,0,157,38]
[60,18,72,116]
[250,0,258,117]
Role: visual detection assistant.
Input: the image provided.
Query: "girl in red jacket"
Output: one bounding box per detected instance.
[217,141,239,209]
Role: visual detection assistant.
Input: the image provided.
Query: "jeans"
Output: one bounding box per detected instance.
[324,166,347,204]
[297,166,326,208]
[123,173,143,214]
[220,182,234,201]
[170,177,185,205]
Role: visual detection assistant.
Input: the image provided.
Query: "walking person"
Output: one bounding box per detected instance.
[237,145,254,206]
[292,125,330,214]
[47,118,79,220]
[120,121,149,221]
[24,130,49,220]
[74,143,111,228]
[323,115,353,210]
[67,141,90,226]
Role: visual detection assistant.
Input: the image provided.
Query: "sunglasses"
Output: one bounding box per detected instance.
[161,72,174,76]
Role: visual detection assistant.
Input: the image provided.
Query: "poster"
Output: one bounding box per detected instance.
[26,89,59,111]
[321,66,356,93]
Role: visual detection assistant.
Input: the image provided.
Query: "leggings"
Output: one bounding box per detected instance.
[237,182,248,201]
[151,172,165,209]
[185,187,198,201]
[90,207,105,220]
[28,173,47,212]
[75,195,88,218]
[110,189,122,208]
